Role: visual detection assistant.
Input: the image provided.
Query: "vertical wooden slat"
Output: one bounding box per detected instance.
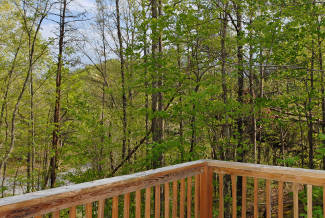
[265,180,271,218]
[172,180,178,218]
[293,183,298,218]
[165,183,170,218]
[254,178,258,218]
[136,190,141,218]
[35,216,42,218]
[85,203,92,218]
[53,211,60,218]
[241,176,247,218]
[124,193,130,218]
[112,196,118,218]
[187,177,192,218]
[195,175,200,218]
[307,184,312,218]
[200,166,213,218]
[231,175,237,218]
[155,185,160,218]
[145,187,151,218]
[219,174,224,218]
[97,200,105,218]
[278,181,283,218]
[180,178,185,218]
[69,206,76,218]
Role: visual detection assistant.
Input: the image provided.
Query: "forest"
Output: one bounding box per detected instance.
[1,0,325,211]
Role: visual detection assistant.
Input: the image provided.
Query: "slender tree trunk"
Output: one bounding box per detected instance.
[50,0,66,188]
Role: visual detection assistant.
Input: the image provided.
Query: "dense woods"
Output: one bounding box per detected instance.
[1,0,325,210]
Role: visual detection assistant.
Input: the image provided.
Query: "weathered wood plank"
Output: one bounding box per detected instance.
[0,160,205,217]
[241,176,246,218]
[112,196,118,218]
[136,190,141,218]
[200,166,213,218]
[85,203,92,218]
[180,178,185,218]
[124,193,130,218]
[145,187,151,218]
[231,175,237,218]
[208,160,325,186]
[155,185,160,218]
[187,177,192,218]
[194,175,199,218]
[278,181,283,218]
[165,183,170,218]
[219,174,224,218]
[172,180,178,218]
[254,178,258,218]
[265,180,271,218]
[293,183,298,218]
[307,184,312,218]
[97,200,105,218]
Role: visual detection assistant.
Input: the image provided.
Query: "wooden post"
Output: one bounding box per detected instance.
[200,166,213,218]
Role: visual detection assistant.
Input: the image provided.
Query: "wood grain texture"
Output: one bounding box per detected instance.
[155,185,160,218]
[254,178,258,218]
[194,175,199,218]
[208,160,325,186]
[34,216,42,218]
[135,190,141,218]
[180,178,185,218]
[293,183,298,218]
[187,177,192,218]
[53,211,60,218]
[241,176,246,218]
[85,203,92,218]
[0,160,205,217]
[200,166,213,218]
[97,200,105,218]
[69,206,76,218]
[219,174,224,218]
[145,187,151,218]
[112,196,118,218]
[265,180,271,218]
[307,184,312,218]
[278,181,283,218]
[172,180,177,218]
[231,175,237,218]
[165,183,170,218]
[124,193,130,218]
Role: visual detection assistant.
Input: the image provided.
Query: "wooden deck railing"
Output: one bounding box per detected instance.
[1,160,325,217]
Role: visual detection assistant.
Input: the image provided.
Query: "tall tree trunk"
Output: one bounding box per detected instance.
[50,0,66,188]
[115,0,128,160]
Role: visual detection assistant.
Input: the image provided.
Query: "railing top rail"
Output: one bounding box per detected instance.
[0,160,206,217]
[207,160,325,186]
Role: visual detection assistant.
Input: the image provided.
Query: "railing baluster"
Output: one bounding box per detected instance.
[124,193,130,218]
[195,175,199,218]
[85,203,92,218]
[165,183,170,218]
[293,183,298,218]
[53,211,60,218]
[172,180,178,218]
[98,200,105,218]
[187,177,192,218]
[278,181,283,218]
[323,186,325,218]
[231,175,237,218]
[145,187,151,218]
[219,174,224,218]
[265,180,271,218]
[307,184,312,218]
[69,206,76,218]
[180,178,185,218]
[35,215,42,218]
[112,196,118,218]
[136,190,141,218]
[200,166,213,218]
[242,176,247,218]
[254,178,258,218]
[155,185,160,218]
